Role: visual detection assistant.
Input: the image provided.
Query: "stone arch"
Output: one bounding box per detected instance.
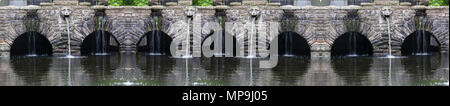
[428,18,449,52]
[80,30,120,55]
[275,31,311,56]
[401,30,441,55]
[10,31,53,56]
[330,32,374,56]
[136,30,173,55]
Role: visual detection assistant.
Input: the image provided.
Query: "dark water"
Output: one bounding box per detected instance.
[0,54,448,86]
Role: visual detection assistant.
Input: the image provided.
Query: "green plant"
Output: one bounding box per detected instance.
[429,0,449,6]
[108,0,149,6]
[193,0,213,6]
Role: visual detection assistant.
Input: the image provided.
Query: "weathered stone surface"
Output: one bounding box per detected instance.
[0,2,448,57]
[105,7,152,53]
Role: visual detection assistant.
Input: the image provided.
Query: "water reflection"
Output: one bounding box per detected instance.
[332,57,372,86]
[0,54,448,86]
[10,57,51,86]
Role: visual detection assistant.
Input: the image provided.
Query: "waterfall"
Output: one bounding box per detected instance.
[65,17,73,57]
[421,16,428,55]
[284,32,288,55]
[416,17,421,54]
[415,16,429,55]
[386,18,393,58]
[101,15,107,54]
[149,16,162,55]
[184,17,192,58]
[248,17,256,58]
[348,19,357,56]
[27,32,37,56]
[94,15,108,55]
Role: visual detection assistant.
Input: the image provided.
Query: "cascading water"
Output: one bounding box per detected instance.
[65,17,74,58]
[248,17,256,58]
[148,16,163,55]
[27,32,37,56]
[348,19,358,56]
[386,17,394,58]
[415,15,429,55]
[93,14,108,56]
[184,17,192,58]
[283,32,294,56]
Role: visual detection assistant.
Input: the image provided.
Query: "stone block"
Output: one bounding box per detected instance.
[399,2,411,6]
[166,2,177,6]
[178,1,192,6]
[230,2,242,6]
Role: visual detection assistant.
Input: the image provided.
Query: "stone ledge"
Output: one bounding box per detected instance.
[242,1,267,6]
[196,6,215,9]
[91,6,153,10]
[178,1,192,6]
[230,2,242,6]
[40,2,54,6]
[214,5,229,10]
[426,6,450,10]
[280,5,361,10]
[400,2,412,6]
[0,5,40,10]
[268,3,281,6]
[151,5,166,10]
[360,3,374,6]
[53,1,79,6]
[412,5,427,10]
[79,2,91,6]
[166,2,178,6]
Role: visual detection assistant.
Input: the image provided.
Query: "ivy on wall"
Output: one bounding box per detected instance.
[193,0,213,6]
[108,0,148,6]
[429,0,449,6]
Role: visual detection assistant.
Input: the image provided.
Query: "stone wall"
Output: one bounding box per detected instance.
[0,0,448,57]
[359,5,416,55]
[225,5,282,57]
[426,6,449,53]
[37,2,95,55]
[101,6,152,53]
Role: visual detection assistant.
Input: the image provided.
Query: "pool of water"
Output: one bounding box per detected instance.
[0,54,448,86]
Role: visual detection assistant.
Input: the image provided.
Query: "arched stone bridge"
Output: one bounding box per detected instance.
[0,0,448,57]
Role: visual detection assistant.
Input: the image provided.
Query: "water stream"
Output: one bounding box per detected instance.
[386,18,394,58]
[65,17,73,58]
[248,17,256,58]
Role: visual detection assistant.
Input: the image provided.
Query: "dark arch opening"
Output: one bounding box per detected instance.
[276,32,310,57]
[80,30,120,55]
[137,30,172,56]
[401,30,440,56]
[10,32,53,56]
[331,32,373,56]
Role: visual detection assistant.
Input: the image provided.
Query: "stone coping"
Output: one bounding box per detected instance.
[0,5,40,10]
[91,6,153,10]
[1,5,447,10]
[281,5,361,10]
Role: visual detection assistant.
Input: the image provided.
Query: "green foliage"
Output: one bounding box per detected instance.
[193,0,213,6]
[429,0,449,6]
[108,0,149,6]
